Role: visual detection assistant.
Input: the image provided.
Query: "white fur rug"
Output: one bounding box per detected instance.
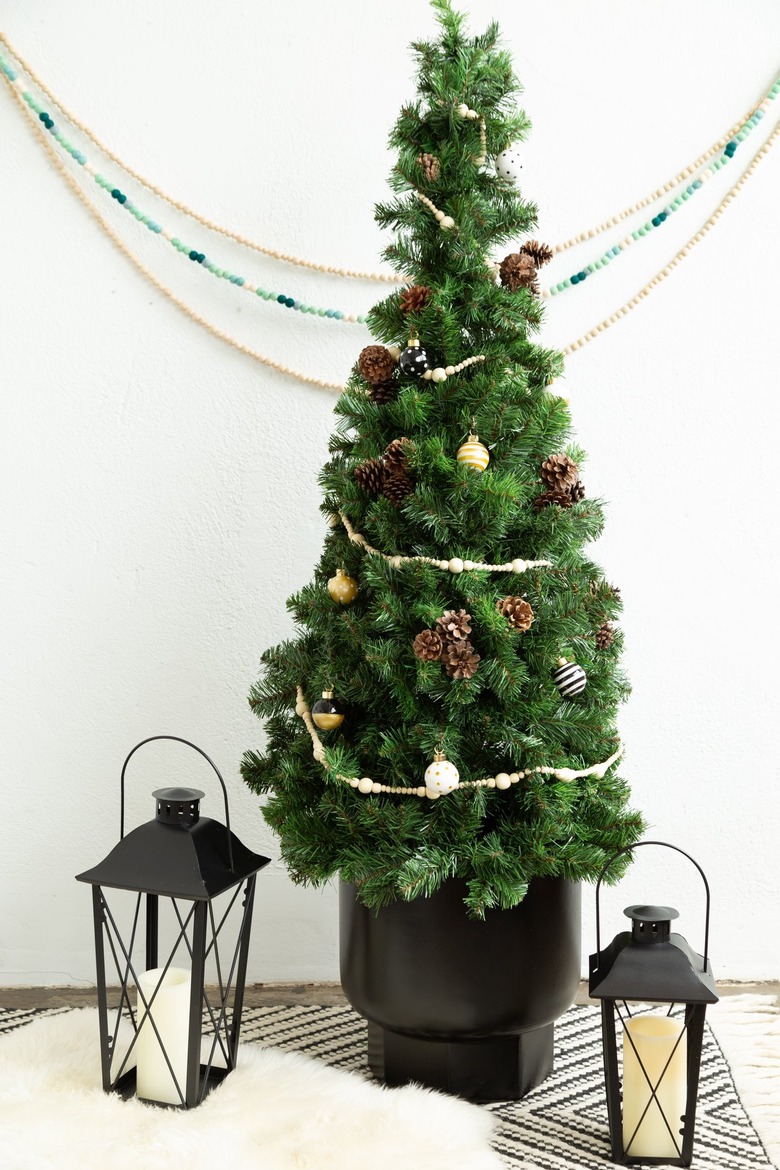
[0,1008,503,1170]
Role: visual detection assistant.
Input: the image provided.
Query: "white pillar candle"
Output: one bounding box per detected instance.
[622,1015,687,1158]
[136,967,191,1105]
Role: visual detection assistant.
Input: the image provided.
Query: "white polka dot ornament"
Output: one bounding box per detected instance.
[552,657,588,698]
[424,751,460,798]
[327,568,359,604]
[495,145,525,186]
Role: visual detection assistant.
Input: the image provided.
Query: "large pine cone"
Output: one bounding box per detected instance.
[497,596,534,631]
[358,345,396,385]
[354,457,387,496]
[499,252,539,294]
[384,437,412,473]
[444,640,481,680]
[368,380,398,405]
[437,609,472,642]
[400,285,432,315]
[595,621,615,650]
[540,453,579,490]
[413,629,443,662]
[534,486,580,511]
[383,471,415,507]
[417,152,441,182]
[520,240,554,268]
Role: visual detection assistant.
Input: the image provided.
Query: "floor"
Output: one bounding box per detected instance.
[2,981,778,1011]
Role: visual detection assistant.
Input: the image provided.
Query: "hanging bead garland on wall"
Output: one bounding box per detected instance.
[1,40,777,385]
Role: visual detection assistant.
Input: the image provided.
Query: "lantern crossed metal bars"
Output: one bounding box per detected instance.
[589,841,718,1166]
[76,736,270,1109]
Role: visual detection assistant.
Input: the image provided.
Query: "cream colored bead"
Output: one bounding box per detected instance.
[387,345,401,361]
[495,772,512,790]
[349,778,359,787]
[422,369,433,380]
[295,700,307,716]
[390,555,402,569]
[416,786,427,798]
[438,560,450,571]
[554,768,577,783]
[440,216,455,231]
[466,109,478,120]
[358,778,374,794]
[372,782,383,793]
[435,209,445,222]
[463,560,475,571]
[509,773,520,784]
[511,558,527,574]
[313,749,325,763]
[487,777,496,788]
[431,367,447,382]
[456,102,470,116]
[448,557,464,574]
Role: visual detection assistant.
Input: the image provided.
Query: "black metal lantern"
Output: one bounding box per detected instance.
[76,736,270,1109]
[589,842,718,1166]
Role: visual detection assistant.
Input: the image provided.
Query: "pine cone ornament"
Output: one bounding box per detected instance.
[437,609,473,642]
[384,437,412,473]
[354,457,387,496]
[444,640,481,680]
[358,345,396,385]
[417,152,441,182]
[413,629,444,662]
[383,471,415,507]
[499,252,539,294]
[540,453,579,490]
[368,380,398,405]
[497,596,534,631]
[595,621,615,650]
[399,285,432,315]
[569,480,586,503]
[520,240,554,268]
[534,486,577,511]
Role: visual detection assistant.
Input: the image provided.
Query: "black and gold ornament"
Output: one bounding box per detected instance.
[398,337,430,379]
[552,657,587,698]
[311,690,345,731]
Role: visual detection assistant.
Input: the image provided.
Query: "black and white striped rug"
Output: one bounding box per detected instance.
[0,1002,774,1169]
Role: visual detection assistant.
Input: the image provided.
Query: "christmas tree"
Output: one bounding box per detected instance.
[242,0,644,918]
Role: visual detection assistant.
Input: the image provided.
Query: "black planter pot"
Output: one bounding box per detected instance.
[340,876,581,1102]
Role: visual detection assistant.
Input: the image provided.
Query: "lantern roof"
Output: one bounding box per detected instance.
[76,808,270,900]
[589,921,718,1005]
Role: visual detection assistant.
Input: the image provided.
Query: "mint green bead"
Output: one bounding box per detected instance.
[563,278,572,288]
[317,308,326,316]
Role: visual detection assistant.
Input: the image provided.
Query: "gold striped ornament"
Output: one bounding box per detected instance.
[456,433,490,472]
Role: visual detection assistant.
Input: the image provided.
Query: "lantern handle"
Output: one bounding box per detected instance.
[594,840,711,971]
[119,736,234,872]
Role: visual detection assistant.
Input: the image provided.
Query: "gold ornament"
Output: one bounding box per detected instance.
[423,751,460,797]
[457,433,490,472]
[311,689,345,730]
[327,568,358,604]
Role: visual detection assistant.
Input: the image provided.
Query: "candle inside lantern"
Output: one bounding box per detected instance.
[622,1015,687,1158]
[136,967,191,1104]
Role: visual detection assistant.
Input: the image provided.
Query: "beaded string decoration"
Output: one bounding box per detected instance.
[1,39,777,381]
[1,31,775,290]
[0,59,367,327]
[296,686,623,797]
[542,76,780,298]
[337,511,552,575]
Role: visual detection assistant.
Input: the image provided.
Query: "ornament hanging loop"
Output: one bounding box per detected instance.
[594,840,711,971]
[119,735,234,871]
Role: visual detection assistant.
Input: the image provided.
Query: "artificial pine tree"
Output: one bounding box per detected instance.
[243,0,644,920]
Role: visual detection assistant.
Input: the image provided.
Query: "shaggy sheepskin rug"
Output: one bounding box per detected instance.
[0,1008,504,1170]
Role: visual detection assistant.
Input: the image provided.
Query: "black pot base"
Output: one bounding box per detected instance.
[367,1019,554,1103]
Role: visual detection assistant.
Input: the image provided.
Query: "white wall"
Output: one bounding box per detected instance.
[1,0,778,987]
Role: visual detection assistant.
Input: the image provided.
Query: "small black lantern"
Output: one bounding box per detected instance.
[589,841,718,1166]
[76,736,270,1109]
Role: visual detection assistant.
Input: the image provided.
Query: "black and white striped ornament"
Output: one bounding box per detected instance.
[552,658,587,698]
